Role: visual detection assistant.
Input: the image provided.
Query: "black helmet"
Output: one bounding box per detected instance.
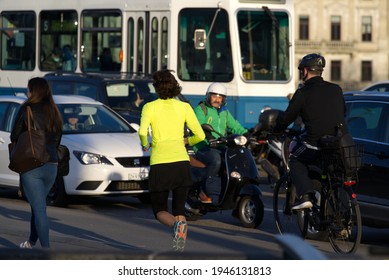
[298,53,325,72]
[259,109,284,131]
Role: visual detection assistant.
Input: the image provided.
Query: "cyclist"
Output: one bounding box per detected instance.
[273,53,347,210]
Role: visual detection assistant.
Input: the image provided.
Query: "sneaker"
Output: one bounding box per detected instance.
[198,191,212,204]
[291,193,314,211]
[19,241,33,249]
[172,221,187,252]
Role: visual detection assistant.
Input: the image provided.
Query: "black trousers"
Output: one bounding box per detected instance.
[289,141,318,198]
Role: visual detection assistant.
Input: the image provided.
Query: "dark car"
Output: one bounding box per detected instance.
[344,91,389,227]
[45,72,156,124]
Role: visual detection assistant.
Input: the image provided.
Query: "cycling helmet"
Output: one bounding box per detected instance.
[298,53,326,72]
[259,109,283,131]
[206,82,227,106]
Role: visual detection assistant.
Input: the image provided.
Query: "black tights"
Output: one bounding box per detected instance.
[150,186,188,218]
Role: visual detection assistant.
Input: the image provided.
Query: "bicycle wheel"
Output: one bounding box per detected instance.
[273,175,307,237]
[325,185,362,254]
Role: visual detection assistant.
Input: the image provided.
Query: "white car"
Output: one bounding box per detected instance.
[0,95,150,206]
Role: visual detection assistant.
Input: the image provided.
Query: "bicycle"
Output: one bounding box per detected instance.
[273,133,363,254]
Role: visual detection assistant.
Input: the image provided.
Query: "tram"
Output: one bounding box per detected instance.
[0,0,295,127]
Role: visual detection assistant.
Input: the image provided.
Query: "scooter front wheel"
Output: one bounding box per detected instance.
[237,195,264,228]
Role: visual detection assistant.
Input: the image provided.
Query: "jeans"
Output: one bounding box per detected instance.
[289,141,318,198]
[20,163,58,248]
[195,147,223,177]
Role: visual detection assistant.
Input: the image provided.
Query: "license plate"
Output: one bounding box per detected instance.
[128,170,149,180]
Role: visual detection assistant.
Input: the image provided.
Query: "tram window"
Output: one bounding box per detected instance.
[40,10,77,72]
[161,17,168,70]
[178,8,233,82]
[0,12,36,71]
[237,10,291,81]
[151,17,158,73]
[137,17,144,73]
[127,18,135,73]
[81,10,122,72]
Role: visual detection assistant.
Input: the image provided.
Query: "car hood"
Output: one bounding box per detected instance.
[61,133,146,157]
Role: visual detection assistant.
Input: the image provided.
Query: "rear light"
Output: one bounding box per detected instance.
[344,180,357,187]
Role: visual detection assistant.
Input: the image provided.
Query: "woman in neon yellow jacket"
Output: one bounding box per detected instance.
[138,70,205,252]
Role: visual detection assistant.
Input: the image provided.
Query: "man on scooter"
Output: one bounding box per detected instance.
[193,82,249,203]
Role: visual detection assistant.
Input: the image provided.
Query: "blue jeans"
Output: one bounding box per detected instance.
[20,163,58,248]
[195,147,223,177]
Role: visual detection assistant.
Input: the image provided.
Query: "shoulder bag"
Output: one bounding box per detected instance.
[8,106,50,174]
[57,144,70,176]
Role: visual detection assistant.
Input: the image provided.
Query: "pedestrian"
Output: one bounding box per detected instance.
[11,77,63,248]
[273,53,347,210]
[138,69,205,252]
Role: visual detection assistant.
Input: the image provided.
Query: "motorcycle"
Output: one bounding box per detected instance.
[249,106,302,187]
[185,124,264,229]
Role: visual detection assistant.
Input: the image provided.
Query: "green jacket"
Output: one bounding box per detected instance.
[193,102,248,151]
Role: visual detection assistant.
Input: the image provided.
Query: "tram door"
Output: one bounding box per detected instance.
[126,11,169,74]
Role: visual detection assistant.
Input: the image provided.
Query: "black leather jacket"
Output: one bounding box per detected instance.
[10,102,62,162]
[274,76,346,146]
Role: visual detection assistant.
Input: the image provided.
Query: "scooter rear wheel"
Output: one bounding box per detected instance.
[237,195,264,228]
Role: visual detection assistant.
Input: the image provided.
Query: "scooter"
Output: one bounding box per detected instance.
[185,124,264,229]
[249,130,287,186]
[249,106,300,187]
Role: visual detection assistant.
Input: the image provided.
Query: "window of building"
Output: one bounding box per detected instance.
[362,16,372,42]
[331,60,341,81]
[331,15,341,41]
[361,61,372,81]
[299,15,309,40]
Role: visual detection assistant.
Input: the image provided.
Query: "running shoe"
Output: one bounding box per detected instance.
[19,241,33,249]
[172,221,187,252]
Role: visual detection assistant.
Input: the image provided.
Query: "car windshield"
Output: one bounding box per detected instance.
[58,103,135,134]
[106,81,157,112]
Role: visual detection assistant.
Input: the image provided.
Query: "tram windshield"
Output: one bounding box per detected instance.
[178,7,291,82]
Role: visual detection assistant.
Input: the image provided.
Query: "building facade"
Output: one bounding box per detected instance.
[294,0,389,91]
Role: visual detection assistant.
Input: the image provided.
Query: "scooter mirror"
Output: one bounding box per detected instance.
[201,124,214,132]
[201,123,223,137]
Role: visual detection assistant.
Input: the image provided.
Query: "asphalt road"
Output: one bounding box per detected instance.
[1,182,389,260]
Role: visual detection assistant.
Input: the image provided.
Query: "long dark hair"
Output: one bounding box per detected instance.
[26,77,63,132]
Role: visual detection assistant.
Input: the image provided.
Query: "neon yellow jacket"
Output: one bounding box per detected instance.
[139,98,205,165]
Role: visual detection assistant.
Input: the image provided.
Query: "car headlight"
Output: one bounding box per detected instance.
[234,135,247,146]
[73,151,113,165]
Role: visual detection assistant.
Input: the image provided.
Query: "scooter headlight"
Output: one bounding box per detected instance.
[230,171,241,179]
[234,135,247,146]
